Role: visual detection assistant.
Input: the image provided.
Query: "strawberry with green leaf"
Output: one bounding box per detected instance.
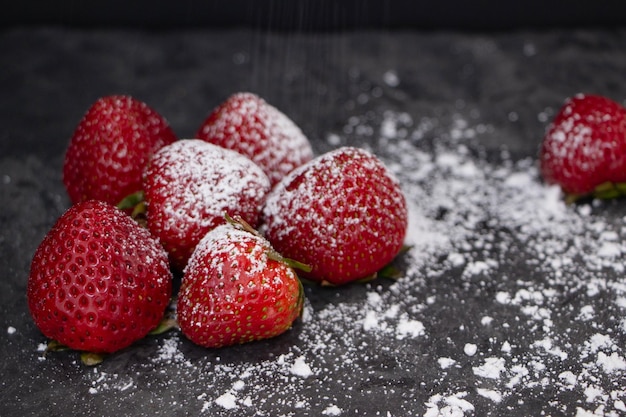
[262,146,408,286]
[540,93,626,202]
[177,217,306,348]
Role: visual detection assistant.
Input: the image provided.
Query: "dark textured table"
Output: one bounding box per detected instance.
[2,27,626,417]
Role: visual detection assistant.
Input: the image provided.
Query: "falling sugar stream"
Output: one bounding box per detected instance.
[246,0,391,144]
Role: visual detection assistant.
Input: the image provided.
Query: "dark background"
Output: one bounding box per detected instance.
[4,0,626,31]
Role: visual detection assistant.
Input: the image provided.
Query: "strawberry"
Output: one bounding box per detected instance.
[540,94,626,201]
[262,146,408,286]
[176,218,304,348]
[143,139,271,271]
[27,200,172,355]
[195,92,314,187]
[63,95,178,206]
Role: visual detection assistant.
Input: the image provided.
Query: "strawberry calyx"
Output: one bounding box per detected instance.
[149,308,179,336]
[225,213,312,274]
[117,190,148,225]
[43,340,106,366]
[80,352,106,366]
[565,181,626,204]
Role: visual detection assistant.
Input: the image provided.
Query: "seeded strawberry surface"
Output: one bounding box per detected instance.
[63,95,178,206]
[27,200,173,354]
[143,139,271,271]
[177,224,304,348]
[262,146,408,286]
[540,94,626,197]
[196,92,314,186]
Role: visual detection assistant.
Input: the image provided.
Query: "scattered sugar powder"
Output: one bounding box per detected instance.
[79,104,626,416]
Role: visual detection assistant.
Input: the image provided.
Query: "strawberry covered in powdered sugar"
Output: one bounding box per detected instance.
[262,146,408,286]
[195,92,314,187]
[540,93,626,202]
[143,139,271,271]
[177,218,305,348]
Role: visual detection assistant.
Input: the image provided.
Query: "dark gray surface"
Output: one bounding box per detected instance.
[1,27,626,416]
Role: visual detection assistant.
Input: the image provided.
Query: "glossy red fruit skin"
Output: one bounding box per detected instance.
[540,94,626,195]
[63,95,178,206]
[27,200,172,354]
[262,146,408,286]
[177,224,304,348]
[195,92,314,187]
[143,139,271,271]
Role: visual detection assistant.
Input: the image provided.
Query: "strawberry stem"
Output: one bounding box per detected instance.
[267,250,313,273]
[225,212,313,273]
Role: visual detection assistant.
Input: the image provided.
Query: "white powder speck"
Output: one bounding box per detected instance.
[424,392,475,417]
[232,380,245,391]
[596,352,626,373]
[362,310,380,331]
[215,392,238,410]
[322,404,343,416]
[396,319,425,339]
[559,371,578,387]
[464,343,478,356]
[473,357,506,380]
[7,326,16,335]
[383,70,400,87]
[476,388,502,403]
[438,357,457,369]
[481,316,493,326]
[290,356,314,378]
[578,305,595,321]
[584,385,605,403]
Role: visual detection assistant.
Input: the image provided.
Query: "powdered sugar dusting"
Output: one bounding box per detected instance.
[144,139,270,269]
[80,102,625,416]
[197,92,314,186]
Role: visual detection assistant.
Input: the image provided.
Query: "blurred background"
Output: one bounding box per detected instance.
[4,0,626,31]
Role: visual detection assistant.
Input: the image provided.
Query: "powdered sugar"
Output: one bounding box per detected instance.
[144,139,270,269]
[78,100,625,416]
[197,92,314,186]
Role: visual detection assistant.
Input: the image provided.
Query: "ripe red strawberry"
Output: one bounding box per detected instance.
[177,220,304,348]
[143,139,271,271]
[63,95,178,206]
[262,146,408,286]
[540,94,626,200]
[27,200,172,354]
[195,92,314,187]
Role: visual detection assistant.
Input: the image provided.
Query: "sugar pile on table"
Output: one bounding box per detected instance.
[77,102,625,416]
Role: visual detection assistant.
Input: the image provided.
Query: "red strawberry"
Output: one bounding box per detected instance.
[262,146,408,286]
[63,95,178,206]
[27,200,172,354]
[143,139,271,271]
[540,94,626,200]
[177,219,304,348]
[195,92,314,187]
